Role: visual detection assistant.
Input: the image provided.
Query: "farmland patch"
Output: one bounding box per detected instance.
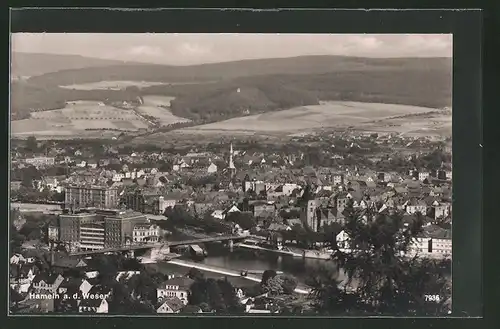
[169,101,450,137]
[60,80,167,91]
[11,100,150,138]
[136,95,191,126]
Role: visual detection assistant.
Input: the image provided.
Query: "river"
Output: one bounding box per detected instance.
[147,244,341,289]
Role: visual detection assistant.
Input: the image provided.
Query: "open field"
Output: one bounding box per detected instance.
[164,101,450,137]
[357,113,452,137]
[11,100,150,138]
[136,95,191,126]
[60,80,168,91]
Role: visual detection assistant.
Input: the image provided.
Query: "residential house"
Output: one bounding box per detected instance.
[115,271,141,282]
[87,160,98,169]
[156,277,194,305]
[85,271,100,280]
[47,225,59,241]
[434,201,452,220]
[112,173,125,182]
[11,181,22,191]
[58,277,93,296]
[377,172,392,182]
[43,177,61,192]
[223,204,241,218]
[418,171,430,181]
[25,156,55,167]
[10,262,38,293]
[133,224,161,243]
[156,296,185,314]
[161,191,188,211]
[410,225,452,259]
[211,209,225,220]
[252,202,276,218]
[52,257,88,274]
[31,273,65,294]
[331,174,344,185]
[405,199,428,215]
[336,230,351,251]
[76,160,87,168]
[207,163,218,174]
[267,223,291,232]
[393,186,409,196]
[10,254,26,265]
[98,159,110,167]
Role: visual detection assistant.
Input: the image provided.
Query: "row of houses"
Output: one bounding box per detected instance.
[10,254,244,314]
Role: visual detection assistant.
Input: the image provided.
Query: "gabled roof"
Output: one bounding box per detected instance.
[80,297,106,308]
[316,189,334,198]
[394,186,408,193]
[160,277,194,290]
[157,296,184,312]
[287,218,303,227]
[267,223,289,231]
[419,225,452,239]
[32,273,62,285]
[53,257,87,269]
[407,198,428,207]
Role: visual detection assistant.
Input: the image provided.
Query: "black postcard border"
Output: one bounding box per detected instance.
[5,7,485,329]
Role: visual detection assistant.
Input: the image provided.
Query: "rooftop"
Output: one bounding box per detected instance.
[160,277,195,290]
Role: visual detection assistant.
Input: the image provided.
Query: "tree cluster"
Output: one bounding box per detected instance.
[308,207,452,316]
[160,206,232,234]
[259,270,299,296]
[187,268,243,314]
[225,212,257,230]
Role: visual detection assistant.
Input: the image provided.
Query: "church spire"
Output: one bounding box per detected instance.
[229,143,235,171]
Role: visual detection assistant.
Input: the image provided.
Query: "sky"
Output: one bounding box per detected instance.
[11,33,452,66]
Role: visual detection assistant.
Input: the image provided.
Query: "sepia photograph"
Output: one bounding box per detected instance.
[9,33,452,316]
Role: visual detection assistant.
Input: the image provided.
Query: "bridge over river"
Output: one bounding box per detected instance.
[69,235,246,256]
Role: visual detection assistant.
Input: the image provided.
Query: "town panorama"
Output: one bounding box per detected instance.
[9,33,453,316]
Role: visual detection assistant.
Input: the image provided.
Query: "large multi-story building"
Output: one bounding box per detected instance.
[79,222,105,251]
[65,185,119,210]
[57,209,148,251]
[103,209,148,248]
[59,212,96,246]
[25,157,55,167]
[304,199,337,232]
[123,189,163,215]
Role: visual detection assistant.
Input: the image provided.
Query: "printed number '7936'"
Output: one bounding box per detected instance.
[424,295,441,302]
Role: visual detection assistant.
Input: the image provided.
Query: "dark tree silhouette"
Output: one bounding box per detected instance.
[25,136,38,153]
[309,206,452,316]
[260,270,277,285]
[187,267,205,281]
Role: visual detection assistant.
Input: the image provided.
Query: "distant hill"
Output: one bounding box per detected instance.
[25,55,452,86]
[10,55,452,122]
[11,52,142,77]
